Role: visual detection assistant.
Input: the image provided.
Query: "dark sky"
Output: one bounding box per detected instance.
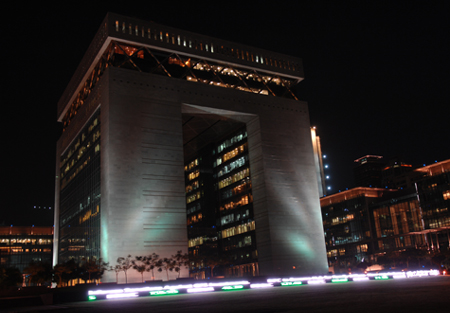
[2,1,449,226]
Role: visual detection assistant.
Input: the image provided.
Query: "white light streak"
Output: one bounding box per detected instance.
[88,289,124,295]
[208,280,250,287]
[250,283,273,289]
[106,293,138,299]
[187,287,214,293]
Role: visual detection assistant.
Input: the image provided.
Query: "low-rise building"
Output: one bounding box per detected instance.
[322,159,450,272]
[0,226,53,273]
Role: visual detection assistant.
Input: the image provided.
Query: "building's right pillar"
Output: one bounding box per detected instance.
[246,103,329,277]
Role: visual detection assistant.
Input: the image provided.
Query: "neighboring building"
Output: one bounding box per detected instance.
[353,155,384,188]
[370,189,424,252]
[415,160,450,250]
[54,13,328,282]
[0,226,53,273]
[381,157,416,189]
[321,187,391,268]
[321,158,450,272]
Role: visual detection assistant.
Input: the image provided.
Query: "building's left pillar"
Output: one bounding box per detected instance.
[101,69,188,283]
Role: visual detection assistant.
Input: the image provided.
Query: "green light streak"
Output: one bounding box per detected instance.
[375,275,389,280]
[221,285,244,290]
[88,295,97,301]
[150,289,179,296]
[331,278,348,283]
[281,281,303,286]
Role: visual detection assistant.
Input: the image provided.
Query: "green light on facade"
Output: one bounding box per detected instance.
[281,281,303,286]
[221,285,244,291]
[88,295,97,301]
[331,278,348,283]
[150,289,179,296]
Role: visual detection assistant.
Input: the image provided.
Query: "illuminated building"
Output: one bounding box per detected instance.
[0,226,53,273]
[321,187,391,269]
[54,13,328,282]
[414,160,450,250]
[321,159,450,272]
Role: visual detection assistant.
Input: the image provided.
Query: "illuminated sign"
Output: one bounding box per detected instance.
[150,290,179,296]
[280,281,303,286]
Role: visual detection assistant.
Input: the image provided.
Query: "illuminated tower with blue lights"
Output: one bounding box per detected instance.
[54,13,328,282]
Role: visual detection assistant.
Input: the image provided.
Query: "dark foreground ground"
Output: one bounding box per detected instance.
[3,276,449,313]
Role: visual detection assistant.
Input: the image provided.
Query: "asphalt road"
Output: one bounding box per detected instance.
[5,276,450,313]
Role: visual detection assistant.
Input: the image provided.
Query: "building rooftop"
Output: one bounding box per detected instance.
[354,155,383,164]
[57,13,304,122]
[414,159,450,176]
[320,187,395,206]
[0,226,54,236]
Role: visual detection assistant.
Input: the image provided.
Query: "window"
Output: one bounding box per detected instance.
[188,170,200,181]
[218,168,250,189]
[189,237,203,247]
[222,221,255,239]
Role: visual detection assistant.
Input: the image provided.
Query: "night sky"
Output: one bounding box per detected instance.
[2,1,449,226]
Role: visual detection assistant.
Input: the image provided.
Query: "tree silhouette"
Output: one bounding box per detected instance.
[132,256,148,283]
[24,261,52,286]
[146,253,160,280]
[53,259,77,287]
[172,250,189,278]
[117,255,133,284]
[81,257,108,283]
[157,257,177,281]
[110,264,122,283]
[0,266,22,289]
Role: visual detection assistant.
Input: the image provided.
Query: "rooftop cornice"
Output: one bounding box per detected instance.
[57,13,304,120]
[320,187,397,206]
